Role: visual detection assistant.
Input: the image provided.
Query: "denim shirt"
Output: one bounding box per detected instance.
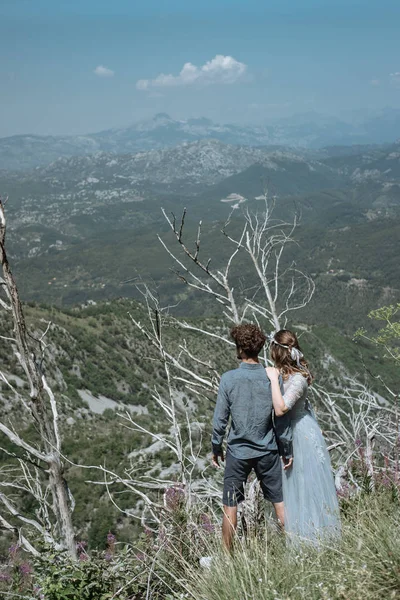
[212,362,293,460]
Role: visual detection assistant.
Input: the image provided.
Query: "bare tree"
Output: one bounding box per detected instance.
[312,379,399,493]
[0,198,76,558]
[159,195,315,332]
[91,199,315,526]
[80,287,220,531]
[86,196,396,531]
[156,197,398,492]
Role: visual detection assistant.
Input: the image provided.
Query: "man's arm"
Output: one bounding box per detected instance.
[211,375,230,467]
[274,377,293,469]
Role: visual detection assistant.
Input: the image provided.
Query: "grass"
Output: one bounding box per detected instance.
[169,489,400,600]
[1,488,398,599]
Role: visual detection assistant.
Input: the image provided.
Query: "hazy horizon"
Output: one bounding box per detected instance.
[0,106,398,140]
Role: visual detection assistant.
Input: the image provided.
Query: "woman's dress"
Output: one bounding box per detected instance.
[282,373,341,545]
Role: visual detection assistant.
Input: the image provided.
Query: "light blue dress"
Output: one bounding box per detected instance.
[282,373,341,545]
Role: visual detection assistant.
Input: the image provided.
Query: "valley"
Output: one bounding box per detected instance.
[0,136,398,332]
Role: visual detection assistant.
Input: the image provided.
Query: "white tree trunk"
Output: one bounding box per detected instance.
[0,198,77,559]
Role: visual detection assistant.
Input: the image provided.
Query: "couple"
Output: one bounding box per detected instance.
[212,324,340,549]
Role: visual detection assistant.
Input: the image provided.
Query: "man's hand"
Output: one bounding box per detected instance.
[212,451,225,469]
[282,456,294,471]
[265,366,280,381]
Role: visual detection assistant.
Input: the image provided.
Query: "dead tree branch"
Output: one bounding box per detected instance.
[0,197,76,558]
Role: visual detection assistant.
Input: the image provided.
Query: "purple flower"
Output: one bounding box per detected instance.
[200,514,215,533]
[355,439,362,447]
[79,552,89,562]
[144,527,153,538]
[8,544,19,560]
[76,541,87,552]
[336,483,350,499]
[104,552,113,562]
[33,585,45,600]
[107,532,116,546]
[19,563,32,577]
[164,484,185,510]
[157,527,171,549]
[135,552,145,561]
[0,572,11,582]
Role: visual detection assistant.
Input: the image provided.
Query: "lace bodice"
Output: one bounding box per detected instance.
[283,373,312,419]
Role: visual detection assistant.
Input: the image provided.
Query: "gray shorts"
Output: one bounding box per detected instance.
[223,449,283,507]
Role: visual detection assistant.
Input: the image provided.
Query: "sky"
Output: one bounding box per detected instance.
[0,0,399,136]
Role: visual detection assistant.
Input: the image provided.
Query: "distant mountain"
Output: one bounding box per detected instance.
[2,138,399,268]
[23,140,274,187]
[195,151,347,204]
[323,141,400,183]
[9,138,398,199]
[16,140,347,197]
[2,109,400,170]
[0,135,398,335]
[1,141,343,243]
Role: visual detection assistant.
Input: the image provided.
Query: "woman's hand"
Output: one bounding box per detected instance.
[266,367,280,381]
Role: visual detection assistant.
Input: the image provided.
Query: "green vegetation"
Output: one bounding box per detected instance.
[7,211,400,333]
[0,298,398,558]
[2,140,400,333]
[1,486,398,599]
[356,303,400,366]
[184,490,400,600]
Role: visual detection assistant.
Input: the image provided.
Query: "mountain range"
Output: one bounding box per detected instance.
[2,108,400,170]
[0,134,397,333]
[2,138,398,257]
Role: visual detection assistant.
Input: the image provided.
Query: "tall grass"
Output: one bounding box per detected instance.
[1,488,398,599]
[165,489,400,600]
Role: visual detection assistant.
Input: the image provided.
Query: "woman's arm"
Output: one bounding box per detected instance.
[266,367,288,416]
[266,368,307,416]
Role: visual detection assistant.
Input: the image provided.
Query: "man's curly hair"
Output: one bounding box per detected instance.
[230,323,266,358]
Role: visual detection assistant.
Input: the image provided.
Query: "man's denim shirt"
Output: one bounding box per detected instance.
[212,362,293,460]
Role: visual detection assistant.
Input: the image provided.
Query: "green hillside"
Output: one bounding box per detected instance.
[9,210,399,333]
[0,298,397,553]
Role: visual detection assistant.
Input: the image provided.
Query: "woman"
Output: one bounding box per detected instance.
[266,329,341,545]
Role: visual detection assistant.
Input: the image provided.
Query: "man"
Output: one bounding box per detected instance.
[212,324,293,551]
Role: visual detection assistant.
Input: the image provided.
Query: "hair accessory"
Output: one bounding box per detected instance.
[268,331,304,368]
[290,347,304,368]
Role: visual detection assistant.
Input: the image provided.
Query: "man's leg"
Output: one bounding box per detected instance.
[222,450,252,551]
[255,452,284,529]
[272,501,285,528]
[222,505,238,551]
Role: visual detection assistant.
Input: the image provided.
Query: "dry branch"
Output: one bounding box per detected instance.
[0,197,76,558]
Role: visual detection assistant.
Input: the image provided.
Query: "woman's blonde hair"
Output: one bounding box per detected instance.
[269,329,313,385]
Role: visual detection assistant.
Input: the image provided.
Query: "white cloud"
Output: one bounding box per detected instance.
[136,55,247,91]
[369,79,380,86]
[94,65,114,78]
[390,72,400,87]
